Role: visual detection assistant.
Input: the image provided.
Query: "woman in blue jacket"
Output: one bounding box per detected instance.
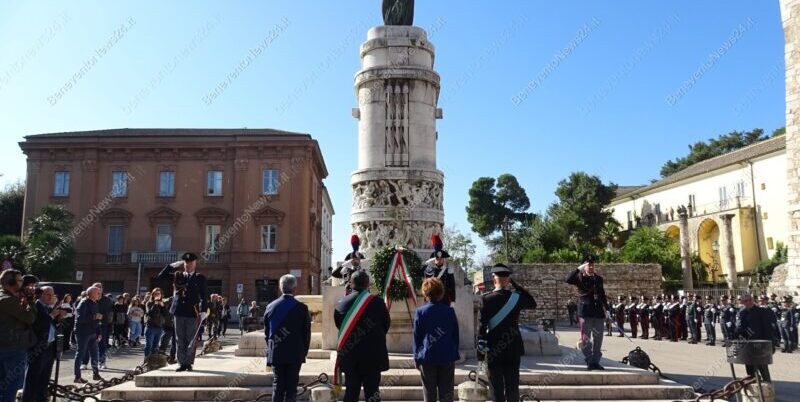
[413,278,460,402]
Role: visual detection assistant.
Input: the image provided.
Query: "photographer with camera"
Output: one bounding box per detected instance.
[566,255,610,371]
[0,269,37,402]
[22,285,67,402]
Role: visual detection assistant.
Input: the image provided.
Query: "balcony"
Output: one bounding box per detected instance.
[106,254,125,264]
[131,251,184,265]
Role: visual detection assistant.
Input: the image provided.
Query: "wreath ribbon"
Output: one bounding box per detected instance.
[383,249,417,311]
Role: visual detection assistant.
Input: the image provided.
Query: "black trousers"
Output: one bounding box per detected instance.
[420,363,455,402]
[271,363,301,402]
[704,323,716,343]
[343,366,381,402]
[488,358,520,402]
[745,364,771,382]
[22,343,55,402]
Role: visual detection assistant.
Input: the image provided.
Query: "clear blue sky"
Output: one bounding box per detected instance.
[0,1,786,262]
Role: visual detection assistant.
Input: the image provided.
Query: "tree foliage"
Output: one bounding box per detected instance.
[466,174,533,237]
[0,235,26,269]
[0,181,25,236]
[23,205,75,281]
[548,172,618,248]
[621,226,681,280]
[660,128,771,178]
[441,224,477,270]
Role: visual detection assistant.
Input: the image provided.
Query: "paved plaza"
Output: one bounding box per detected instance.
[555,324,800,402]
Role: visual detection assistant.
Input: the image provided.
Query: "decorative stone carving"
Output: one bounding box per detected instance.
[352,179,443,210]
[101,208,133,226]
[353,220,442,253]
[146,206,181,226]
[253,206,286,225]
[385,80,410,167]
[194,207,230,226]
[382,0,414,26]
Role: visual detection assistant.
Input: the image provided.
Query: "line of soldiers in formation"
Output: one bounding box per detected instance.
[606,293,798,352]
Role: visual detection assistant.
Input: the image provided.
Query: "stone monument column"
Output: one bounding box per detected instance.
[781,0,800,292]
[350,25,444,257]
[719,214,738,289]
[678,207,693,290]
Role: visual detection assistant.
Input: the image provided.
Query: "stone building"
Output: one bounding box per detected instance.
[18,128,328,303]
[779,0,800,294]
[320,186,334,279]
[608,136,787,289]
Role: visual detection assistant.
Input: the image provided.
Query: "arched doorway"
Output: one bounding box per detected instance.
[665,225,680,243]
[697,219,721,283]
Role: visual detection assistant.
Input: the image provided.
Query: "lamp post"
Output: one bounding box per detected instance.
[710,240,720,287]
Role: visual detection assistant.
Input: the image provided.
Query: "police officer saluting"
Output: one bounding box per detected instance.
[479,264,536,402]
[423,233,456,304]
[157,252,208,372]
[566,255,610,370]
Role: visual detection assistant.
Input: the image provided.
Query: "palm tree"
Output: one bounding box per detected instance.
[600,220,621,250]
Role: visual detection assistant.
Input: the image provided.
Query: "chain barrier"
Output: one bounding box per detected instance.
[467,369,491,388]
[296,372,330,398]
[694,375,758,402]
[48,362,148,401]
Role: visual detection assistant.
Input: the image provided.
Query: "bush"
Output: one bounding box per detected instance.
[522,247,549,263]
[549,248,582,263]
[0,235,26,269]
[597,249,622,263]
[621,226,682,280]
[752,242,788,282]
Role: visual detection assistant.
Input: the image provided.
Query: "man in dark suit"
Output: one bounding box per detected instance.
[157,252,207,372]
[479,264,537,402]
[334,270,390,402]
[566,255,610,370]
[22,286,65,402]
[736,294,779,382]
[264,274,311,402]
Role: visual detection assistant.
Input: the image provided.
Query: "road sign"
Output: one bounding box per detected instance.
[290,269,302,278]
[236,283,244,293]
[75,271,83,281]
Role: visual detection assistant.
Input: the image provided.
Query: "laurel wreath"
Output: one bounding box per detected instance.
[370,245,424,302]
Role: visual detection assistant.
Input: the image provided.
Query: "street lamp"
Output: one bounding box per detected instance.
[710,240,720,287]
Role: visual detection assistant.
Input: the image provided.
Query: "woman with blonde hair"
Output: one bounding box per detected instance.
[412,278,460,402]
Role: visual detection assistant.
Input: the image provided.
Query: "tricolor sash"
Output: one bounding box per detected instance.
[383,250,417,311]
[333,290,375,386]
[488,292,520,331]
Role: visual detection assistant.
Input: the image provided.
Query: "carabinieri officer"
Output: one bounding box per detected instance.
[157,252,207,372]
[479,263,536,402]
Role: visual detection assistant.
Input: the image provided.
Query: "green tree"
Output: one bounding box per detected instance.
[548,172,618,248]
[441,224,477,270]
[0,235,26,269]
[0,181,25,236]
[599,220,622,250]
[772,127,786,137]
[660,128,770,177]
[621,226,681,280]
[23,205,75,281]
[466,174,533,237]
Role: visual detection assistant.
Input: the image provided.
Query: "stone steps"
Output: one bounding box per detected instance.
[104,383,694,401]
[135,366,660,387]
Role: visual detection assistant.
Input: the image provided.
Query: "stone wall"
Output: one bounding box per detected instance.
[780,0,800,293]
[499,264,662,324]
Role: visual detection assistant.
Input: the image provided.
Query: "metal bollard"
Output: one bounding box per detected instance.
[741,382,775,402]
[310,383,336,402]
[458,379,488,402]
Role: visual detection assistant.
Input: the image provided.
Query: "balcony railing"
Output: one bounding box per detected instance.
[131,251,184,264]
[627,196,753,229]
[106,254,124,264]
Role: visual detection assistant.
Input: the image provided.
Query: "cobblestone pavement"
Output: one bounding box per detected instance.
[555,323,799,402]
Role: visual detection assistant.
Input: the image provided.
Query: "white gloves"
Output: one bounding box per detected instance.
[200,312,208,321]
[578,263,589,272]
[605,310,612,321]
[726,322,732,328]
[170,260,185,268]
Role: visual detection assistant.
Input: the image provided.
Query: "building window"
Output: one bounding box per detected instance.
[108,225,124,256]
[736,181,746,198]
[767,237,774,250]
[112,171,128,198]
[205,225,221,254]
[261,225,277,252]
[54,171,70,197]
[761,183,766,190]
[156,225,172,252]
[159,171,175,197]
[718,186,728,209]
[207,171,223,196]
[263,169,280,195]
